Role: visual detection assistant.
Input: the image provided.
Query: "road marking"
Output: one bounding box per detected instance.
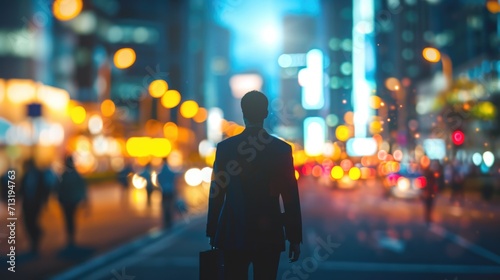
[78,217,204,280]
[319,261,500,274]
[373,230,405,253]
[429,224,500,265]
[50,214,205,280]
[110,257,500,275]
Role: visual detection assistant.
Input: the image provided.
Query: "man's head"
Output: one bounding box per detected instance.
[241,90,268,124]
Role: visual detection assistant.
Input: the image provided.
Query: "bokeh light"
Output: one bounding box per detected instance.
[88,115,103,134]
[185,168,202,186]
[311,165,323,177]
[149,79,168,98]
[385,77,401,91]
[487,0,500,13]
[369,121,382,134]
[451,130,465,146]
[193,107,208,123]
[370,95,382,109]
[163,122,178,141]
[201,167,213,183]
[348,167,361,181]
[126,137,151,157]
[113,48,136,69]
[344,111,354,125]
[422,47,441,63]
[198,139,215,157]
[335,125,350,142]
[161,89,181,109]
[331,166,344,180]
[472,152,482,166]
[180,100,199,119]
[70,105,86,124]
[6,79,36,104]
[101,99,115,117]
[326,114,339,127]
[483,151,495,168]
[150,138,172,158]
[397,177,410,191]
[393,150,403,161]
[53,0,83,21]
[132,173,147,189]
[340,159,353,171]
[378,150,388,161]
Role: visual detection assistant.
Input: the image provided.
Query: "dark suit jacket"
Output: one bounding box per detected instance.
[206,127,302,252]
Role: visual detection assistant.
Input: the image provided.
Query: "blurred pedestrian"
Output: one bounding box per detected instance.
[450,160,465,206]
[1,168,14,202]
[157,159,177,229]
[117,159,133,201]
[140,163,154,207]
[422,160,440,225]
[20,158,50,254]
[57,156,88,247]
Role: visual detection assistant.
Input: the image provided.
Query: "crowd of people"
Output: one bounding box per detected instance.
[0,156,87,254]
[0,156,180,256]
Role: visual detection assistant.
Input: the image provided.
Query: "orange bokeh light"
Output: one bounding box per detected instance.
[101,99,115,117]
[149,80,168,98]
[113,48,136,69]
[180,100,199,119]
[422,47,441,63]
[163,122,178,141]
[193,107,208,123]
[53,0,83,21]
[161,90,181,109]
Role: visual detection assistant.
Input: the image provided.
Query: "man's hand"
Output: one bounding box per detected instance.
[288,243,300,263]
[208,237,215,249]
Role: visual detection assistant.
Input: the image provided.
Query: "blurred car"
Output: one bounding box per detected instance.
[383,171,427,199]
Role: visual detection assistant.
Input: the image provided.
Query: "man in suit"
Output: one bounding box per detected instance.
[207,90,302,279]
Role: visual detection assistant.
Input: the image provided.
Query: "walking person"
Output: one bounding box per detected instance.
[422,160,440,226]
[140,163,154,207]
[157,159,177,229]
[206,91,302,280]
[117,159,133,201]
[450,160,465,206]
[57,156,88,247]
[20,158,50,254]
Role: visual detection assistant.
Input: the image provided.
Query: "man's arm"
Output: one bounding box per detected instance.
[280,145,302,245]
[206,145,226,244]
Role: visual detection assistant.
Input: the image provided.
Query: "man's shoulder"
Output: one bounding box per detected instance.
[217,131,290,148]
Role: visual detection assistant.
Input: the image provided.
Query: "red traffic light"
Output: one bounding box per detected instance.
[451,130,465,145]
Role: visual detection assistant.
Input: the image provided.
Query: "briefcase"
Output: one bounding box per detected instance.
[199,248,224,280]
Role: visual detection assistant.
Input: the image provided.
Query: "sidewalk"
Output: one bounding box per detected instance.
[0,181,183,280]
[52,214,207,280]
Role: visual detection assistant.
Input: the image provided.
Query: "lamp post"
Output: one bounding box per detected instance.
[422,47,453,89]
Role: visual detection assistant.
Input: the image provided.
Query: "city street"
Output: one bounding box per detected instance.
[0,181,175,280]
[50,176,500,280]
[1,0,499,279]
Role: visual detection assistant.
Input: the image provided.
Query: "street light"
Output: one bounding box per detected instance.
[422,47,453,88]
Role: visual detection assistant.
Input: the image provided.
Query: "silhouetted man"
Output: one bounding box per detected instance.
[207,90,302,279]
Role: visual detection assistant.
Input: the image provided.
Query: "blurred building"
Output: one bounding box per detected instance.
[375,0,432,155]
[0,1,55,83]
[277,14,320,143]
[414,0,500,162]
[321,0,354,123]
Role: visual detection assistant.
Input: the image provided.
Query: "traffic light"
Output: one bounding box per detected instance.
[451,130,465,146]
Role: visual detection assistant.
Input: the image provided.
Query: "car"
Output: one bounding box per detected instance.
[383,171,427,199]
